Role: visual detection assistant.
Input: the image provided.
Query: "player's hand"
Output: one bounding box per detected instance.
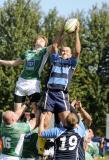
[75,101,82,110]
[70,100,77,108]
[76,20,80,33]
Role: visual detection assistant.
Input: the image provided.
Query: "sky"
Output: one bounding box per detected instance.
[0,0,109,17]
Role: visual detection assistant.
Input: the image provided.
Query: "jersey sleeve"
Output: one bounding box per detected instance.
[74,120,86,138]
[70,56,79,68]
[50,52,59,63]
[17,122,31,133]
[40,48,47,56]
[41,127,66,138]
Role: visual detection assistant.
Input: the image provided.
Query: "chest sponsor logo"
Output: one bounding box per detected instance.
[26,60,35,70]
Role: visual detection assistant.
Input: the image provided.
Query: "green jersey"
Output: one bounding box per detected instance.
[22,128,38,158]
[1,122,31,157]
[87,141,99,158]
[20,48,47,80]
[85,151,93,160]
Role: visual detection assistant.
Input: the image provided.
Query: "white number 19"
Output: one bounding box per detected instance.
[59,135,77,151]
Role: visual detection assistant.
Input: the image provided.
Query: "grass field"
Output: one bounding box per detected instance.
[98,155,109,160]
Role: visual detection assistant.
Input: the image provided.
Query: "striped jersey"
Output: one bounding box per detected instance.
[41,121,85,160]
[47,52,78,91]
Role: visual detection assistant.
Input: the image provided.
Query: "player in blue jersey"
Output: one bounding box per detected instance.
[39,112,85,160]
[41,20,81,129]
[70,100,92,160]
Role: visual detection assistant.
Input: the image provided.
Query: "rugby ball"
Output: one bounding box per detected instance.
[64,18,78,33]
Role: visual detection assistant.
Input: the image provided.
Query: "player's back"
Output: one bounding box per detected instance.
[1,122,30,157]
[54,129,81,160]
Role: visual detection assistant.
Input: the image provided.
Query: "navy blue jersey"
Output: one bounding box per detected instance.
[78,138,85,160]
[47,53,78,91]
[41,121,85,160]
[54,129,81,160]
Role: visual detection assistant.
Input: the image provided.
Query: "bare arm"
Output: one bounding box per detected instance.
[77,101,92,126]
[38,113,47,136]
[15,103,29,121]
[50,26,65,54]
[29,117,39,130]
[75,21,81,57]
[0,58,23,67]
[71,100,92,126]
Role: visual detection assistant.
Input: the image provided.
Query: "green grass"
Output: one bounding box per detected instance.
[98,155,109,160]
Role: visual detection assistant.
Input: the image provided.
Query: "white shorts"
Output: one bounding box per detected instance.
[15,77,40,96]
[0,154,20,160]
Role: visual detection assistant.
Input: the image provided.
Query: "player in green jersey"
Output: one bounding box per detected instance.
[0,108,38,160]
[0,35,49,115]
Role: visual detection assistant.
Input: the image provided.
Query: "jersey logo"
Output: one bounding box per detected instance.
[25,60,35,70]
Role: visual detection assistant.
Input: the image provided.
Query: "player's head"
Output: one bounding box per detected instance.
[61,47,72,59]
[3,111,18,124]
[34,35,48,48]
[88,128,94,138]
[84,128,94,143]
[64,112,78,129]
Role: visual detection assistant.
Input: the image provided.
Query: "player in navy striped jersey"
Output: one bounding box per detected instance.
[41,20,81,130]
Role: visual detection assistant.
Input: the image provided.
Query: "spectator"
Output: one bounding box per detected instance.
[84,129,99,160]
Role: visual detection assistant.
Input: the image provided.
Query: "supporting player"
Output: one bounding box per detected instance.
[39,112,85,160]
[0,105,39,160]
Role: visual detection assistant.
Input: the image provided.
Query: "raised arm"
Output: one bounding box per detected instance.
[38,113,46,136]
[76,101,92,126]
[71,100,92,127]
[49,26,65,54]
[75,21,81,57]
[0,58,23,67]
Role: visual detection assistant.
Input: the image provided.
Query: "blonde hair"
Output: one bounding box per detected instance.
[65,113,78,128]
[33,35,48,47]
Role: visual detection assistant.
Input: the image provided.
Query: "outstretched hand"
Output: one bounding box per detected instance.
[76,20,80,33]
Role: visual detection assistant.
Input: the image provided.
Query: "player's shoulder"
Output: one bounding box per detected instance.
[74,121,86,137]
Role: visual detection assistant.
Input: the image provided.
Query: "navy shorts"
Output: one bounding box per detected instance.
[44,90,70,113]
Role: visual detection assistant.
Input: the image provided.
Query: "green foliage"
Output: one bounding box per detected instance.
[68,3,109,133]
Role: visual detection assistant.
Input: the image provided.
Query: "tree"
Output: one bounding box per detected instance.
[69,3,109,133]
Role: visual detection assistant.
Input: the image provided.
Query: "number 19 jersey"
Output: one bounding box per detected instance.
[55,129,81,160]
